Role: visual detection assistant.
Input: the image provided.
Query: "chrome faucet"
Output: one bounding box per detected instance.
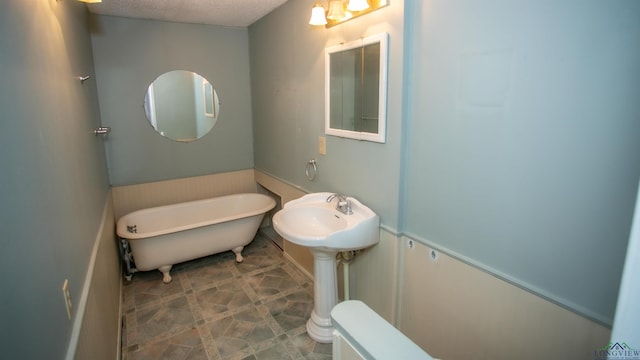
[326,193,353,215]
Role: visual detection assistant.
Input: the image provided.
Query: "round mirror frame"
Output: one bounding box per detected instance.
[143,70,220,142]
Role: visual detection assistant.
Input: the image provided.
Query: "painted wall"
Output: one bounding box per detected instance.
[402,0,640,326]
[0,1,112,358]
[249,0,405,230]
[90,15,254,186]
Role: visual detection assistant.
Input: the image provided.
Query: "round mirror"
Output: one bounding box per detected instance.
[143,70,220,142]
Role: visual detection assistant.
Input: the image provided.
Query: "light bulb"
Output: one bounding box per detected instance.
[309,4,328,25]
[347,0,369,12]
[327,1,346,20]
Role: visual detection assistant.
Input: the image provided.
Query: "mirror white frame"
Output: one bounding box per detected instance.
[325,32,388,143]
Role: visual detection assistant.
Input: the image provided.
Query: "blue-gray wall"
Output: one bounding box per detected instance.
[250,0,640,326]
[90,15,254,186]
[249,0,405,229]
[402,0,640,325]
[0,1,110,358]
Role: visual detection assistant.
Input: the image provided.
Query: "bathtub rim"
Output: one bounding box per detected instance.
[116,192,276,240]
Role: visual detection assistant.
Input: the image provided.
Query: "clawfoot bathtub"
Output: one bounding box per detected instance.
[116,193,276,283]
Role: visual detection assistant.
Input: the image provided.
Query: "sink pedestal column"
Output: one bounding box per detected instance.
[306,248,338,343]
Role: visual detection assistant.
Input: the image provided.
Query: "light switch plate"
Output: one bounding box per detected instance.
[318,136,326,155]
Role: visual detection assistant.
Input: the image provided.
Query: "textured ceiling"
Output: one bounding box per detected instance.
[87,0,290,27]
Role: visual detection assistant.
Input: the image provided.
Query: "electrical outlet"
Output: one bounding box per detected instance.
[318,136,326,155]
[62,279,72,320]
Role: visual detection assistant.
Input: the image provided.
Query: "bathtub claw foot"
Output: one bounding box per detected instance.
[158,265,173,283]
[232,246,244,263]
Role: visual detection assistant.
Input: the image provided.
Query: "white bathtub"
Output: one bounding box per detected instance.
[116,193,276,283]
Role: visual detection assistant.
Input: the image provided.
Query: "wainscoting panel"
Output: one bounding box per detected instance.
[397,236,610,360]
[69,195,121,360]
[348,228,399,325]
[112,170,257,220]
[254,170,313,276]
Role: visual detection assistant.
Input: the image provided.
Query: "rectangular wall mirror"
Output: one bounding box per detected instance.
[325,32,388,143]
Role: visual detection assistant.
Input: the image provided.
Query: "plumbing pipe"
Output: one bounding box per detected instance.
[344,260,350,300]
[340,251,355,301]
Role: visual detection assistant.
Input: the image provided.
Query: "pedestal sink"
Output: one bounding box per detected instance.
[272,192,379,343]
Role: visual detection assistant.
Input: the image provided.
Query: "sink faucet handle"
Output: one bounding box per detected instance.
[326,193,345,203]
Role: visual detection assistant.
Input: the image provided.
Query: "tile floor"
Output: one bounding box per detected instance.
[122,234,332,360]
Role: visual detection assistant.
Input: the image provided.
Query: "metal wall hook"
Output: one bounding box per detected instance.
[79,75,91,84]
[94,126,111,136]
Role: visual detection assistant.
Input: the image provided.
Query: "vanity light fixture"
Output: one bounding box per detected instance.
[309,0,388,28]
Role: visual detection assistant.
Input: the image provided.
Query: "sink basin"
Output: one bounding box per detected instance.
[272,192,380,343]
[272,192,379,251]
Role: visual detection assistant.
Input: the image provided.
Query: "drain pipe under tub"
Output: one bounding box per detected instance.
[338,251,356,301]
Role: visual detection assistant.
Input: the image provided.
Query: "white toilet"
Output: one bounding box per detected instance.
[331,300,437,360]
